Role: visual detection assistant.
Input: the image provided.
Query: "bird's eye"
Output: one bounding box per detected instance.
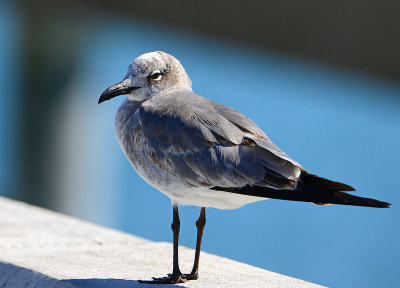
[150,70,163,81]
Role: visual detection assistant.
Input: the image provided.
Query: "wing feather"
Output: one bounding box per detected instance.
[135,91,302,189]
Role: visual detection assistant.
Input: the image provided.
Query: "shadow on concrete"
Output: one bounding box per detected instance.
[0,261,77,288]
[0,261,188,288]
[64,278,188,288]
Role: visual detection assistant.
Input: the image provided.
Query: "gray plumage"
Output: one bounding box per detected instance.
[108,51,302,209]
[100,51,390,209]
[116,90,300,189]
[98,51,390,285]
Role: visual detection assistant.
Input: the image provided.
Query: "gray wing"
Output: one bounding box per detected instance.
[211,101,301,168]
[133,91,301,189]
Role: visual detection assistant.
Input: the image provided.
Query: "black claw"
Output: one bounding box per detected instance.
[184,273,199,280]
[138,274,187,284]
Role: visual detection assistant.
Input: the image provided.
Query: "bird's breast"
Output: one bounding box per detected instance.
[114,100,188,195]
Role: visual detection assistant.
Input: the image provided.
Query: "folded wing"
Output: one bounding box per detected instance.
[133,91,301,189]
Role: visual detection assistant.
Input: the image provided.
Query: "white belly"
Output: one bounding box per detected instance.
[126,150,265,210]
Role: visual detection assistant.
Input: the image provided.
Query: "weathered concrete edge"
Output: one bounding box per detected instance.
[0,261,78,288]
[0,196,325,288]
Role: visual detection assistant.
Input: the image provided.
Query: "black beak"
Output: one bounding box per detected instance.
[98,79,138,104]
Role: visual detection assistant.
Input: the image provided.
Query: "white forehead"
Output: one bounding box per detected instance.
[136,51,164,63]
[128,51,175,76]
[125,51,192,90]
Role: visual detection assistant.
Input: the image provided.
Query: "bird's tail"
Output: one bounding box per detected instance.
[297,171,390,208]
[211,171,391,208]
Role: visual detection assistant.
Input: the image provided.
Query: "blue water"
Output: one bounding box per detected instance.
[1,3,400,287]
[0,2,21,198]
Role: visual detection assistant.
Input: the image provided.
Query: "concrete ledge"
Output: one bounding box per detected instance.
[0,262,77,288]
[0,197,324,287]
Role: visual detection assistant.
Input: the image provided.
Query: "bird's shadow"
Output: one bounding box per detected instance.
[63,278,188,288]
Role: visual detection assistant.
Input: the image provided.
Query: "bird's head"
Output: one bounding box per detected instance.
[98,51,192,104]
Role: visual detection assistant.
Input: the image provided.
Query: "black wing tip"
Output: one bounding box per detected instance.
[360,200,391,208]
[211,185,392,208]
[300,170,356,192]
[333,191,392,208]
[368,202,391,208]
[377,201,391,208]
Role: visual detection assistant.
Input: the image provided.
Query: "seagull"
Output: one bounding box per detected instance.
[98,51,391,284]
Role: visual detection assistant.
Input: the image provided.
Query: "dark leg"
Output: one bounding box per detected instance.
[139,204,185,284]
[184,207,206,280]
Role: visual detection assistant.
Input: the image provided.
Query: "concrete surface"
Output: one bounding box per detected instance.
[0,197,325,287]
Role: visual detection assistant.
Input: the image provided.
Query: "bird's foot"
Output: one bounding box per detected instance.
[183,272,199,280]
[139,272,187,284]
[169,272,198,281]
